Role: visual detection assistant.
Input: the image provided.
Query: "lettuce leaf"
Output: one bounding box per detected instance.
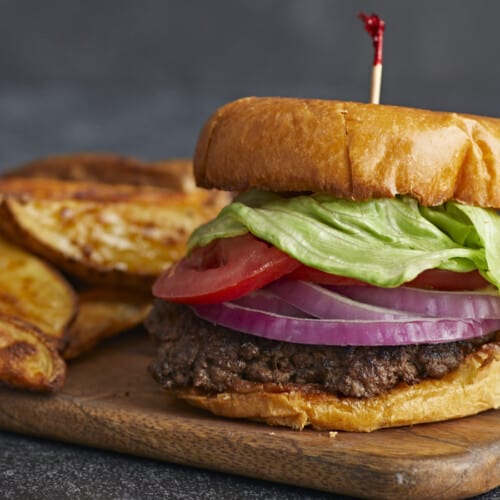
[189,189,498,288]
[450,204,500,287]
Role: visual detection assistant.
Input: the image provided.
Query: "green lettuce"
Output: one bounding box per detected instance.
[188,189,500,289]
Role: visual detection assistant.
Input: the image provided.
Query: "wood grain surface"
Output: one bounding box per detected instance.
[0,329,498,500]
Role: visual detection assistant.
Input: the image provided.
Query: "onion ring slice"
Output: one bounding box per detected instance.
[330,285,500,319]
[267,279,409,320]
[191,302,500,346]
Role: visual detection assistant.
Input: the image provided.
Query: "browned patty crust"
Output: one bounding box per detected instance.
[147,300,493,399]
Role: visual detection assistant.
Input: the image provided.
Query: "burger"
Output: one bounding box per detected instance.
[146,97,500,431]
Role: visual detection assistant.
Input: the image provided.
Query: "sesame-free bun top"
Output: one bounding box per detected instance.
[194,97,500,207]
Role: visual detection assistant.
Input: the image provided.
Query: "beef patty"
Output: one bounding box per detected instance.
[147,299,493,398]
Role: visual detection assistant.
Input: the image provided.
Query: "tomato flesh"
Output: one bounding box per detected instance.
[290,265,489,291]
[153,234,300,304]
[154,233,491,305]
[406,269,489,291]
[287,266,369,286]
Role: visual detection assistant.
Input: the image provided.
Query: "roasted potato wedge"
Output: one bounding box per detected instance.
[0,314,66,392]
[0,177,193,203]
[63,288,151,360]
[3,153,196,192]
[0,186,228,289]
[0,234,77,347]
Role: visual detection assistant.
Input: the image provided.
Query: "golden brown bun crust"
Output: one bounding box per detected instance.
[177,338,500,432]
[194,97,500,207]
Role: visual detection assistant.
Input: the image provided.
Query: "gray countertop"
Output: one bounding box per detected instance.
[0,83,498,499]
[0,431,344,500]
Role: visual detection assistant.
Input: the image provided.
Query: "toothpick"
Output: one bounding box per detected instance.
[358,13,385,104]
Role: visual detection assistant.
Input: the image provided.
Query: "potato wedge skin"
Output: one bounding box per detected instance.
[0,188,229,290]
[0,314,66,392]
[3,154,196,193]
[0,234,77,348]
[0,154,234,390]
[0,177,192,202]
[63,288,151,360]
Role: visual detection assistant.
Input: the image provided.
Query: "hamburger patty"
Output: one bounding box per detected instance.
[147,299,493,398]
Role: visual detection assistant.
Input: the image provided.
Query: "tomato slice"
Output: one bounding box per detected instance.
[406,269,489,291]
[289,266,489,291]
[154,234,491,305]
[153,234,300,304]
[287,266,369,286]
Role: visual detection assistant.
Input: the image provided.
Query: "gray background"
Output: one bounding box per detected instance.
[0,0,499,168]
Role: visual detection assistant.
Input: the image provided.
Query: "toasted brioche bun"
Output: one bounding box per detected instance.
[194,97,500,208]
[177,336,500,432]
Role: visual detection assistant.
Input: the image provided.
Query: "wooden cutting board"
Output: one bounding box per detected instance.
[0,329,498,500]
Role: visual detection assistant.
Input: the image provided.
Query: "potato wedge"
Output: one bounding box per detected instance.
[0,177,193,203]
[3,153,196,192]
[0,234,77,347]
[0,314,66,392]
[63,288,151,360]
[0,186,228,289]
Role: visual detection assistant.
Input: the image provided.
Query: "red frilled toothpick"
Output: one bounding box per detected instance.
[358,13,385,104]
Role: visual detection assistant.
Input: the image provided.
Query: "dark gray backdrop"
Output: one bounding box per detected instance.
[0,0,499,166]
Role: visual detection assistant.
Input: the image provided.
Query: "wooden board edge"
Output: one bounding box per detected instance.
[0,392,498,499]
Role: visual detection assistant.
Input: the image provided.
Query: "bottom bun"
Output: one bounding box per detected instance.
[178,338,500,432]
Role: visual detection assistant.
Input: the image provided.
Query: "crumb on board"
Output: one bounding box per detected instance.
[329,431,338,439]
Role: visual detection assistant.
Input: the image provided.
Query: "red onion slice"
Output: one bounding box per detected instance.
[191,302,500,346]
[329,285,500,319]
[232,289,309,317]
[267,279,410,320]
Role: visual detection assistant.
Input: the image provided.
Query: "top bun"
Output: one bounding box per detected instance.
[194,97,500,207]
